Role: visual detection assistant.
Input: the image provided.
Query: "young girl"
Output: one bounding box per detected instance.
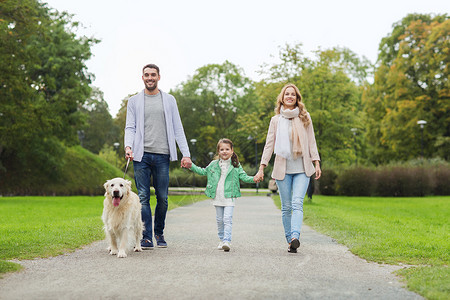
[186,138,257,251]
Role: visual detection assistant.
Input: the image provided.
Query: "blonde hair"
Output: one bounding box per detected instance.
[275,84,310,127]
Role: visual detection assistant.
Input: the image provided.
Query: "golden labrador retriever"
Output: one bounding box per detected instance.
[102,178,143,258]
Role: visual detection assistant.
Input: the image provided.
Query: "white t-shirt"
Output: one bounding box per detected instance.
[212,158,236,207]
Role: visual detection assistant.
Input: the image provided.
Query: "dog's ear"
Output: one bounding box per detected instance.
[125,179,132,189]
[103,180,110,190]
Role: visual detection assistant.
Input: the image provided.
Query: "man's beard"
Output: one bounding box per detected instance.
[145,81,157,91]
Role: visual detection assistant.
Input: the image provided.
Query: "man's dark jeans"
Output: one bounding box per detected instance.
[133,152,170,240]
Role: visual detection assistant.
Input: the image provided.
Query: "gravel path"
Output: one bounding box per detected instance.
[0,196,422,299]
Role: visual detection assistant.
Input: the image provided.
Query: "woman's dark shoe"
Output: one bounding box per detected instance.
[290,238,300,250]
[287,245,297,253]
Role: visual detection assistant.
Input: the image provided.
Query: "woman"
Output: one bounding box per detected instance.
[254,83,321,253]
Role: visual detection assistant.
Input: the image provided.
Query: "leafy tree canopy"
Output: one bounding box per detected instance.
[171,61,256,166]
[0,0,98,180]
[79,87,120,154]
[364,13,449,163]
[239,44,370,167]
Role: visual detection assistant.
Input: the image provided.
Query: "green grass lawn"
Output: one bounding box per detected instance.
[0,194,207,276]
[273,195,449,300]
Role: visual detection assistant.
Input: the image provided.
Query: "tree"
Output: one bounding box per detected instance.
[79,87,120,154]
[300,48,369,166]
[113,93,137,162]
[364,13,449,162]
[171,61,256,166]
[239,44,370,166]
[0,0,98,180]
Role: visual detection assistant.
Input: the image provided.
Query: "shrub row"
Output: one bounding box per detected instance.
[4,145,444,197]
[0,146,128,196]
[318,165,450,197]
[169,169,207,187]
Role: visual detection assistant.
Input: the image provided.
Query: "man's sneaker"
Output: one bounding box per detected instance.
[155,235,167,248]
[217,241,224,250]
[222,241,231,252]
[141,239,154,250]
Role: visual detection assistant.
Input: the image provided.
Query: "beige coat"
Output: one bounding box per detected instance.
[260,114,320,180]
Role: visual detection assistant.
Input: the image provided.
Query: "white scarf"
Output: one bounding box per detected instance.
[274,106,301,160]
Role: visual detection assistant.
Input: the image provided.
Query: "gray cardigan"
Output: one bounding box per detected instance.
[124,89,190,162]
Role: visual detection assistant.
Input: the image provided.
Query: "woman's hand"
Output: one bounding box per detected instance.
[314,161,321,180]
[254,166,265,182]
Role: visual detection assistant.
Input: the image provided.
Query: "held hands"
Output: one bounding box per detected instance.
[181,157,192,169]
[254,169,264,183]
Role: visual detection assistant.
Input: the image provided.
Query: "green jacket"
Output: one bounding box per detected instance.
[190,160,254,199]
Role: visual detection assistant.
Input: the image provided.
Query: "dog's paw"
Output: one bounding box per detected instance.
[134,246,142,252]
[109,248,118,255]
[107,246,111,252]
[117,250,127,258]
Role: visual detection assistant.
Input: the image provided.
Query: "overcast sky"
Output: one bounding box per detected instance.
[43,0,449,116]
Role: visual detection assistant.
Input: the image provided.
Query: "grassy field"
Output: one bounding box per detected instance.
[273,195,449,300]
[0,194,207,275]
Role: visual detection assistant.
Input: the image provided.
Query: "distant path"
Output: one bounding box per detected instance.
[0,196,422,299]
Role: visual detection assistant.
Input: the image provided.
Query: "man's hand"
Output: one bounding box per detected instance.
[125,147,134,160]
[181,157,192,169]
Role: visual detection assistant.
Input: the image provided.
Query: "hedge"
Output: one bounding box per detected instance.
[318,163,450,197]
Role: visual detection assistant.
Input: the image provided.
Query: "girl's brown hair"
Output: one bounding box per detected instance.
[216,138,239,168]
[275,83,310,127]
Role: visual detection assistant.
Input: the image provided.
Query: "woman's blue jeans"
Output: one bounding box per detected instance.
[276,173,310,243]
[133,152,170,241]
[215,206,234,242]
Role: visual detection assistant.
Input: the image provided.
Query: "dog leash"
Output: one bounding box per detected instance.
[123,157,131,178]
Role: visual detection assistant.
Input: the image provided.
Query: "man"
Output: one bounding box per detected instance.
[124,63,192,249]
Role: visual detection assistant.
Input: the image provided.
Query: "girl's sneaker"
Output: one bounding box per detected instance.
[217,241,224,250]
[222,241,231,252]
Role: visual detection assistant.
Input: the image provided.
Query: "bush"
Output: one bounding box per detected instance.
[373,166,432,197]
[336,168,373,196]
[432,166,450,195]
[317,160,449,197]
[0,146,128,196]
[318,169,338,195]
[169,168,207,187]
